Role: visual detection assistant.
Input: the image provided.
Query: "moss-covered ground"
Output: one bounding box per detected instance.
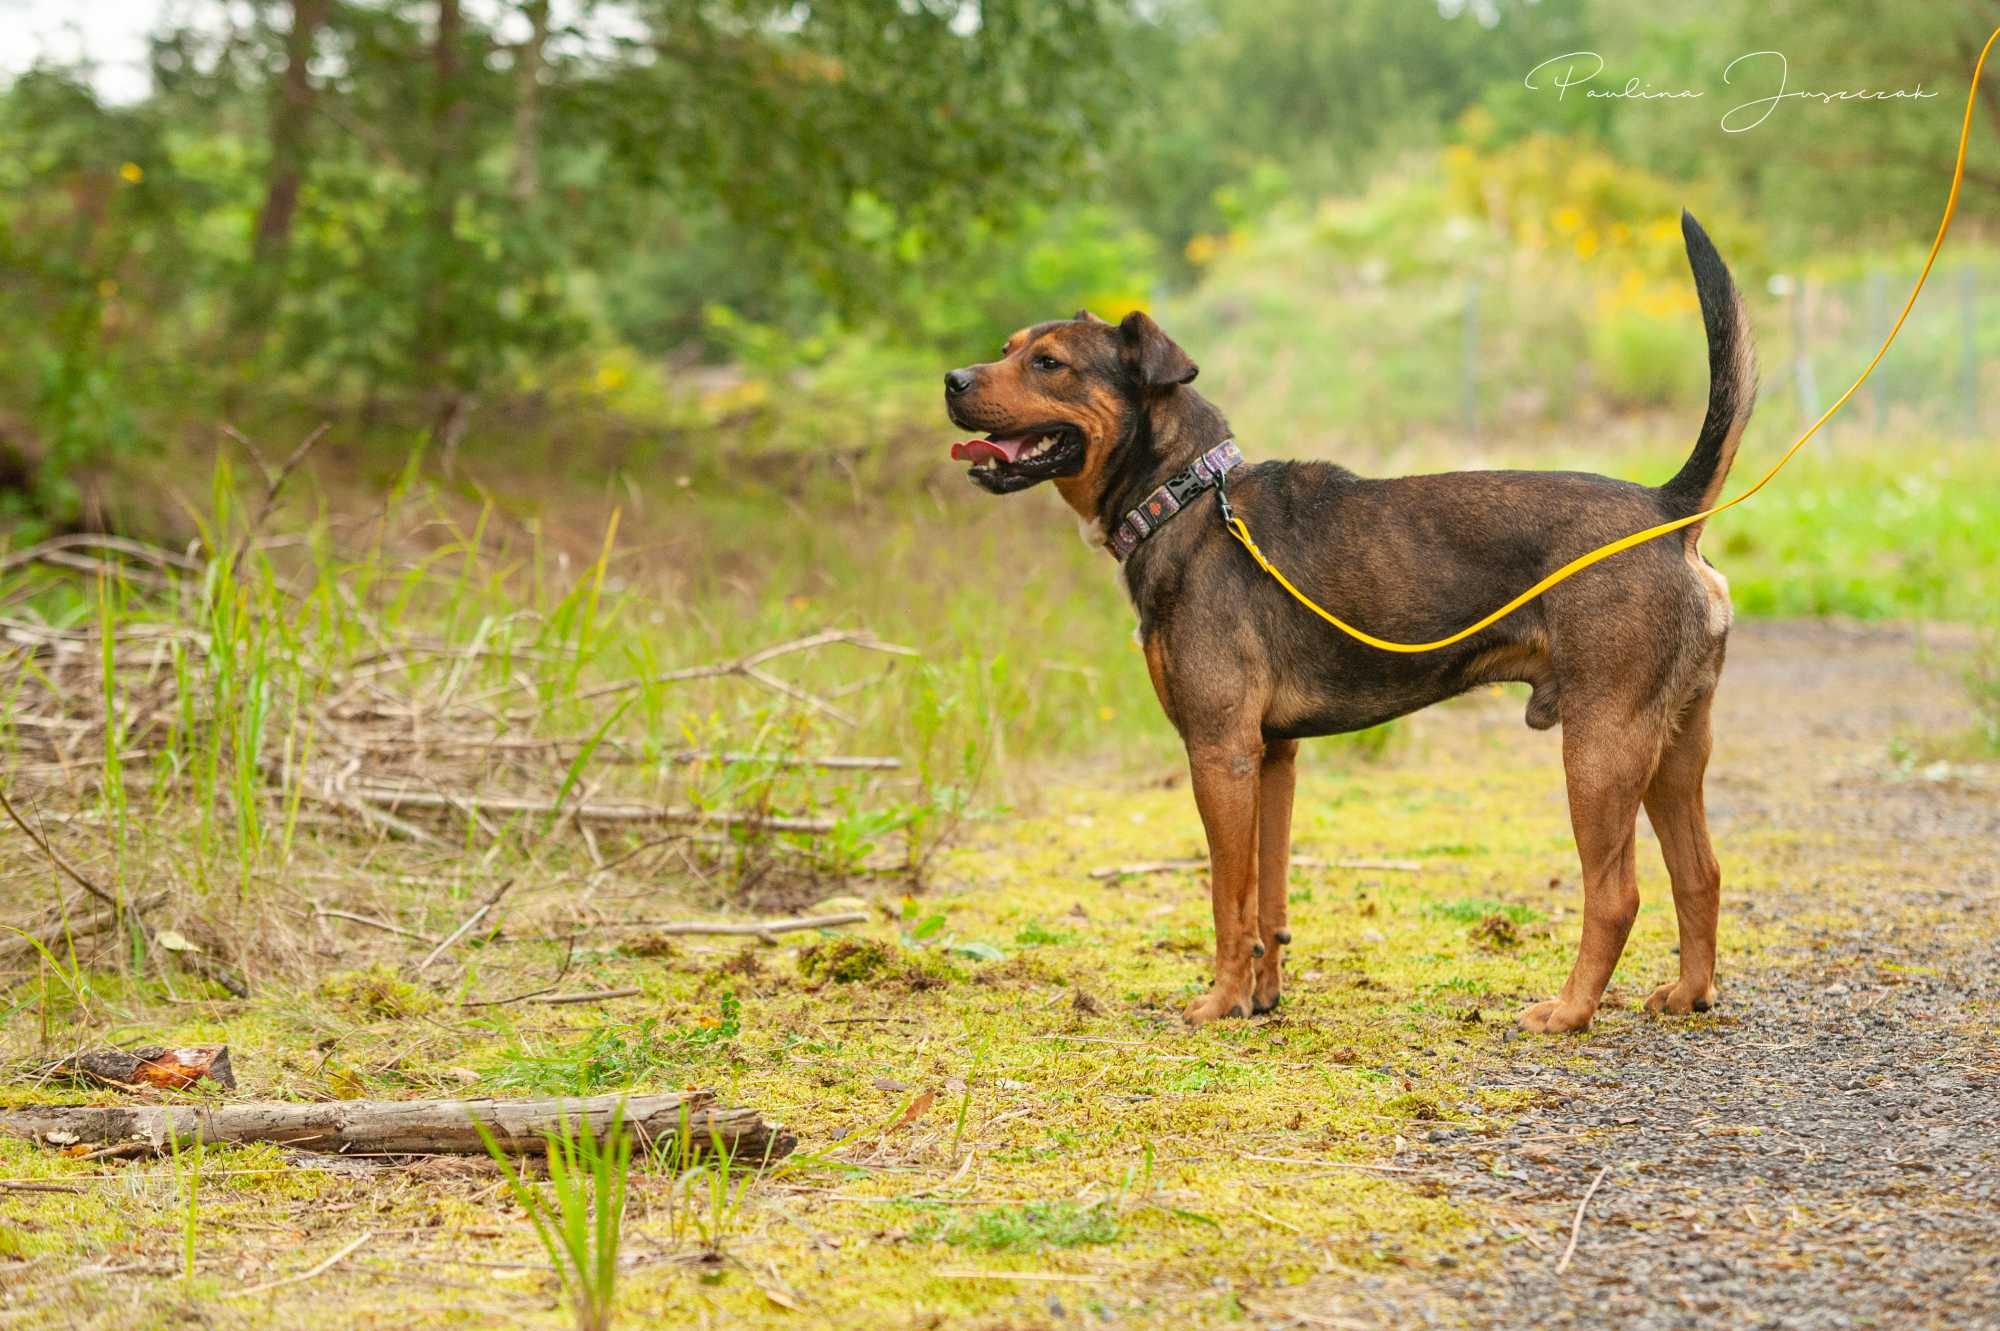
[1,620,1992,1330]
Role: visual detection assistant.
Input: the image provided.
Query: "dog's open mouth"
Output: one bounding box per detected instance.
[949,429,1083,494]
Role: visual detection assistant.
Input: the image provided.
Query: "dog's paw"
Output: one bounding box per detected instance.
[1644,980,1717,1015]
[1251,963,1283,1014]
[1183,988,1250,1026]
[1516,998,1595,1034]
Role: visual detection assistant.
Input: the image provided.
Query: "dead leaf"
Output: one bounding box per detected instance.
[892,1089,937,1130]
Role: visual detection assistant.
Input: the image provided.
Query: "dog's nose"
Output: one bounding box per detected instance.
[944,368,975,396]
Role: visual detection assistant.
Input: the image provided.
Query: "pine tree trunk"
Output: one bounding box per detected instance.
[251,0,332,264]
[510,0,551,204]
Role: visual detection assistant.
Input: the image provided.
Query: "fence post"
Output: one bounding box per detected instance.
[1790,275,1818,427]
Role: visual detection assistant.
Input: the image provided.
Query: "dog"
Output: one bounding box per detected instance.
[942,212,1756,1032]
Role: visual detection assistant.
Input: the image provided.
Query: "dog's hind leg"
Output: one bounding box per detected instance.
[1252,738,1299,1013]
[1640,689,1722,1015]
[1520,706,1665,1034]
[1184,734,1264,1026]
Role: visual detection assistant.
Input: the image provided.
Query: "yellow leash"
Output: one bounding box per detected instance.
[1221,26,1999,655]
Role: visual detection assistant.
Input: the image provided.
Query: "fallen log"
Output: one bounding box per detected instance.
[0,1090,795,1163]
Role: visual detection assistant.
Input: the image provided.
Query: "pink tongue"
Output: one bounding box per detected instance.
[951,436,1031,464]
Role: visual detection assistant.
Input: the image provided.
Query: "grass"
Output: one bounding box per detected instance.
[0,246,1994,1324]
[480,1106,632,1331]
[1969,626,2000,754]
[0,717,1807,1326]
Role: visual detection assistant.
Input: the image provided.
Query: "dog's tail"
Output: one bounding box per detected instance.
[1660,210,1758,532]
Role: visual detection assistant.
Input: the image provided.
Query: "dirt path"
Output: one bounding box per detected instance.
[1286,622,2000,1330]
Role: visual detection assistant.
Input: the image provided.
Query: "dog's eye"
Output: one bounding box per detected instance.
[1032,355,1064,372]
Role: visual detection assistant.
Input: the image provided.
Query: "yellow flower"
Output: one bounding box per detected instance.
[1552,205,1585,236]
[1097,706,1117,722]
[118,162,143,184]
[1575,228,1600,260]
[1184,233,1221,267]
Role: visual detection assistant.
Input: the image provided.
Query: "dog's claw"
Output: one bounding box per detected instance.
[1644,980,1719,1015]
[1183,988,1252,1026]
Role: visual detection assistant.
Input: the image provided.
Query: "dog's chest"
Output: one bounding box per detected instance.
[1078,517,1143,642]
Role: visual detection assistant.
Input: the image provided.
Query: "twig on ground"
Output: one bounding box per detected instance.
[223,1231,373,1300]
[604,911,869,942]
[0,787,119,911]
[343,784,837,835]
[563,627,916,726]
[310,905,439,945]
[413,879,516,976]
[521,987,641,1006]
[0,533,203,577]
[1556,1165,1612,1274]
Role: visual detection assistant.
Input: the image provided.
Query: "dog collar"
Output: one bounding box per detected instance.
[1107,439,1243,562]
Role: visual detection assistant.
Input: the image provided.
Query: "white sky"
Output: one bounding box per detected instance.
[0,1,640,103]
[0,0,167,102]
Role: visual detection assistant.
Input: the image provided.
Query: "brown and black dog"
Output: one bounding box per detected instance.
[942,212,1756,1033]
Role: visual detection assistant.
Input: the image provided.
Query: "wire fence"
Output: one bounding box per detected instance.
[1451,260,1996,443]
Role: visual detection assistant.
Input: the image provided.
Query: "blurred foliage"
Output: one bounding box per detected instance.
[0,0,1994,528]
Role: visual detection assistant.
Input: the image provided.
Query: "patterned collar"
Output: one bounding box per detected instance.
[1107,439,1244,562]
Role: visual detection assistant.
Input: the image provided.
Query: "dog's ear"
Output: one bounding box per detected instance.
[1073,308,1108,325]
[1119,311,1198,389]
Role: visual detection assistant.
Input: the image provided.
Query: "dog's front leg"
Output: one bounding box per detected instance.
[1184,738,1262,1026]
[1252,739,1298,1013]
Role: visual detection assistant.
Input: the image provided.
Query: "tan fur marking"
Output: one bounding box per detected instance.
[1049,383,1126,521]
[1464,635,1553,688]
[1686,540,1732,636]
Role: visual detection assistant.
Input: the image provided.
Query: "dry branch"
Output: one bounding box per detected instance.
[346,783,837,834]
[563,627,916,727]
[610,911,869,941]
[0,892,165,967]
[1557,1165,1612,1274]
[414,878,515,975]
[0,789,248,997]
[0,1090,795,1162]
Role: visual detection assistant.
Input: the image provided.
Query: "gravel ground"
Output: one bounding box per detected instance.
[1269,621,2000,1331]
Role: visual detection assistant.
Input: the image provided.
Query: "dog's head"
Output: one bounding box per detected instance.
[942,310,1198,502]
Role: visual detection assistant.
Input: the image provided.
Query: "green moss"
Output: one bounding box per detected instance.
[317,964,438,1019]
[797,938,956,990]
[913,1201,1121,1251]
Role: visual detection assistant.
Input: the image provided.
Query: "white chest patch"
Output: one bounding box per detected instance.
[1078,516,1140,639]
